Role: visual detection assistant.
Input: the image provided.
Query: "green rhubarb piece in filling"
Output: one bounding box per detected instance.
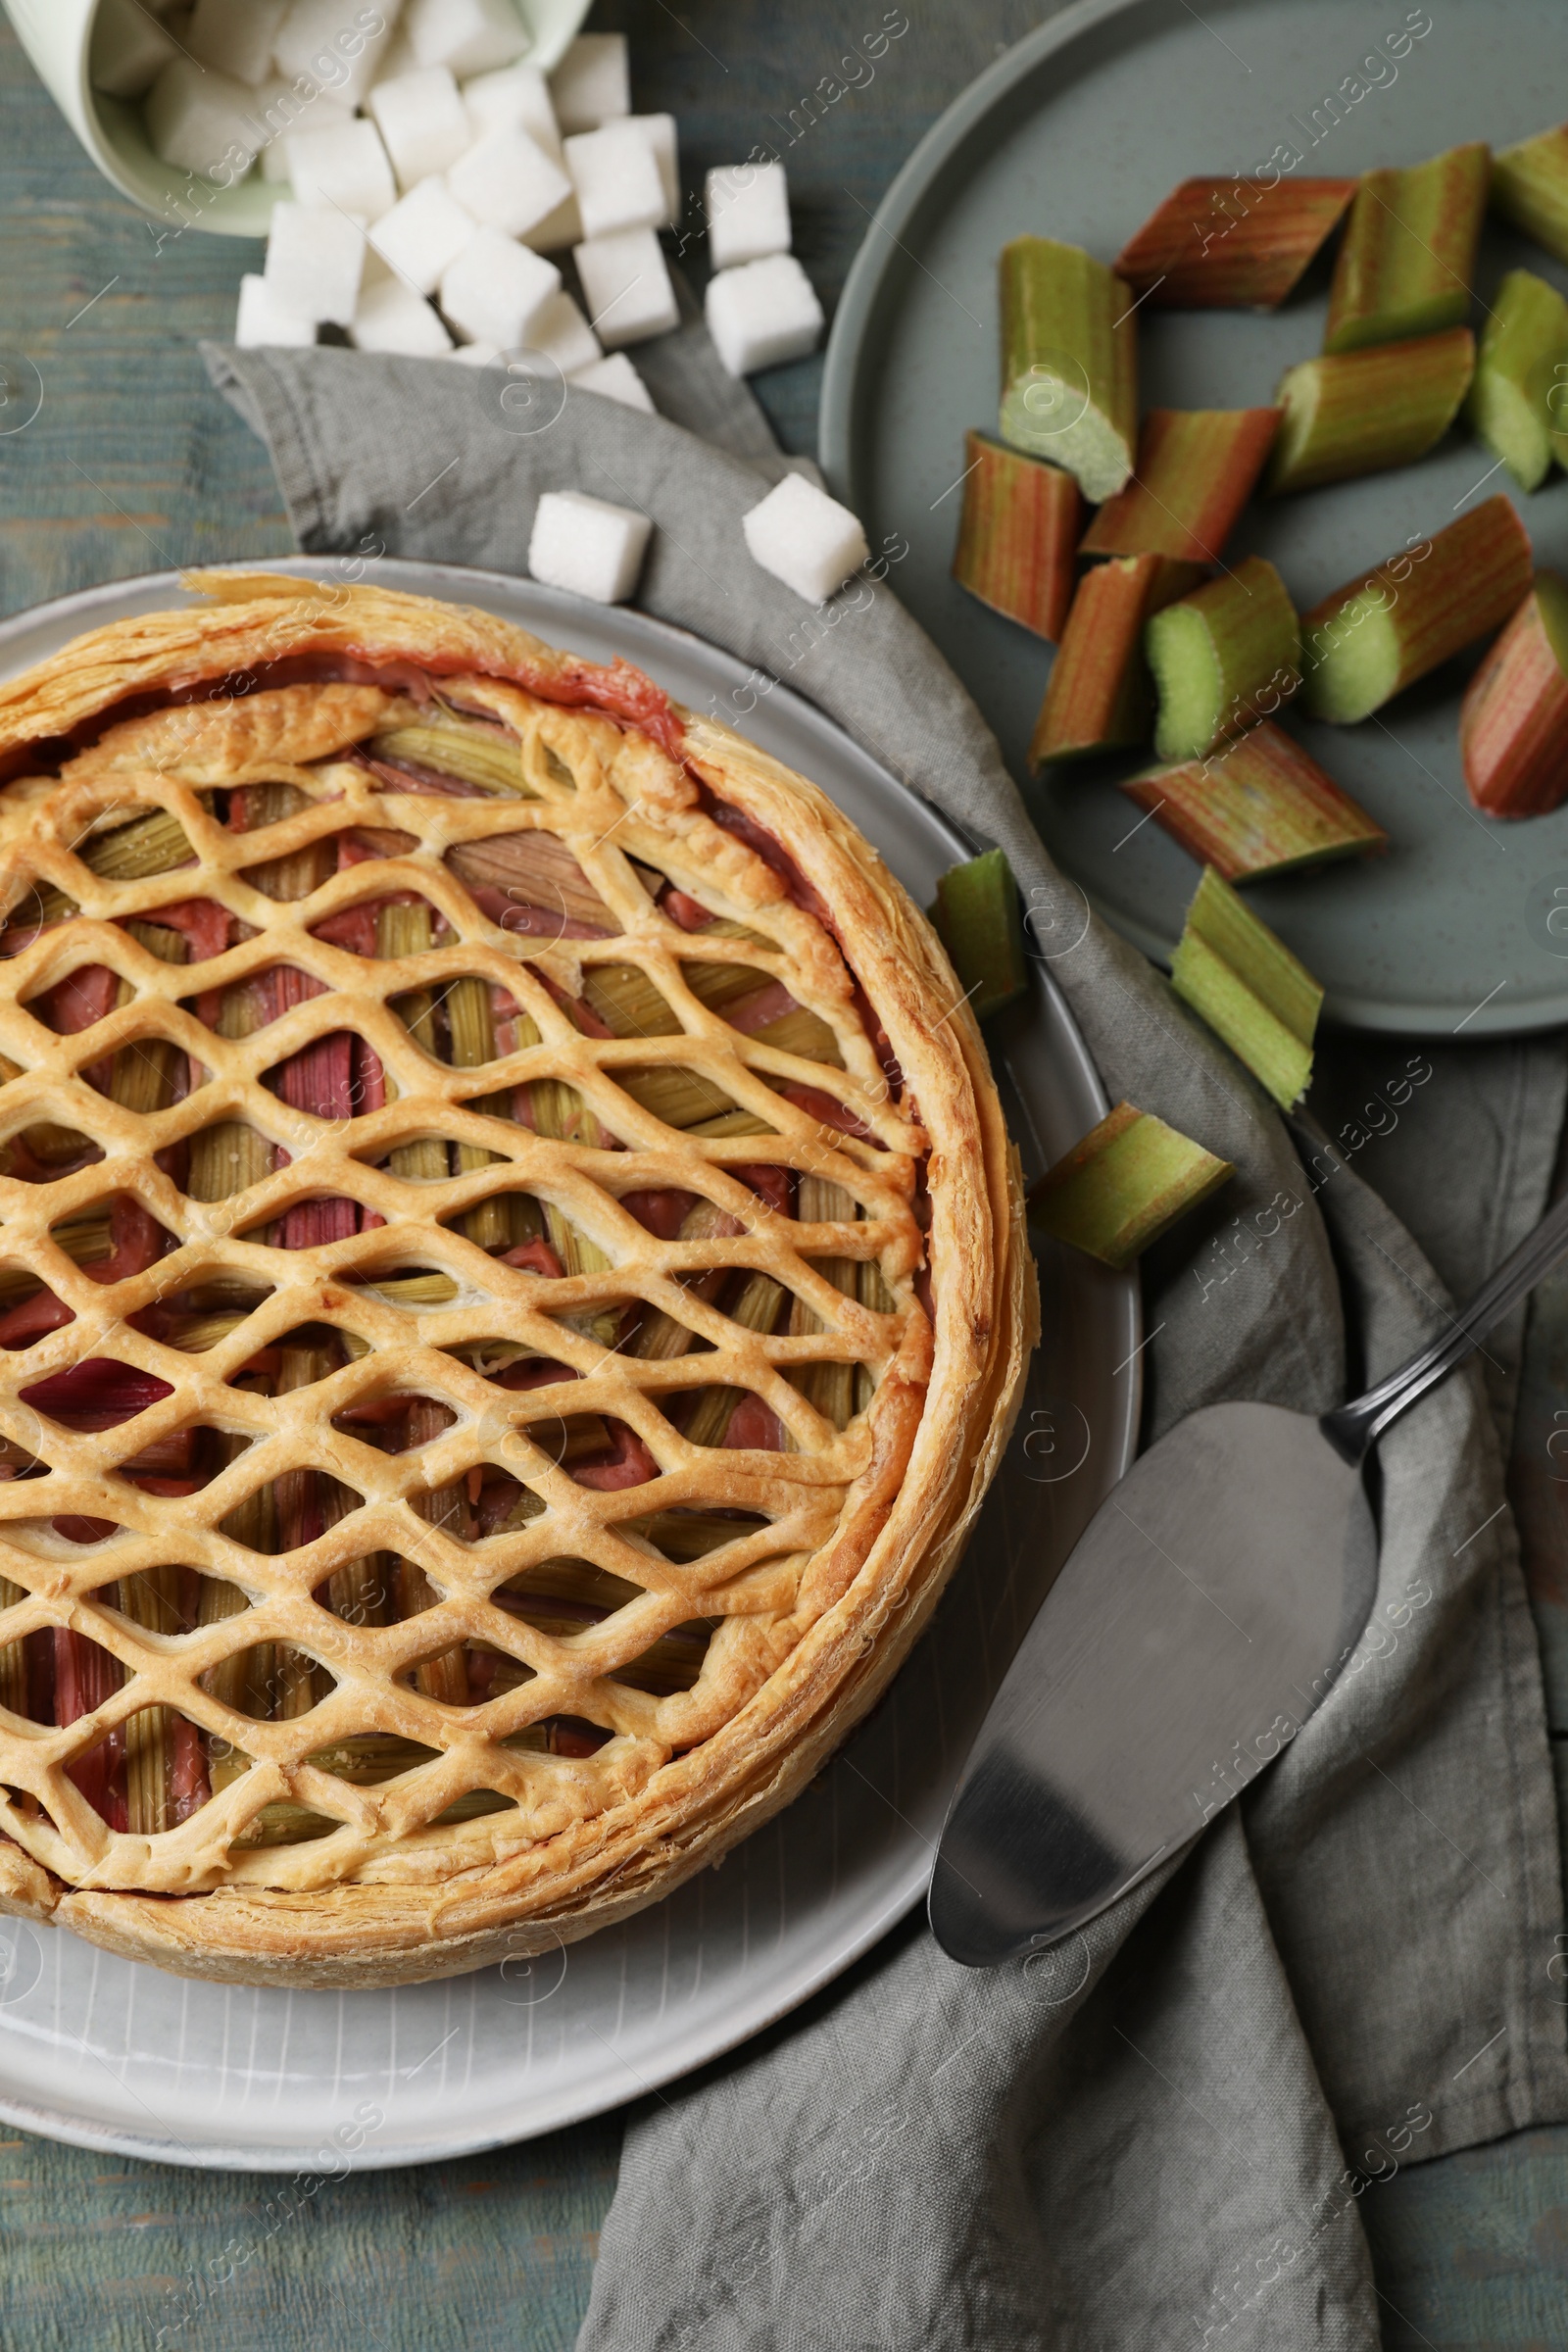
[932,848,1028,1022]
[1267,328,1474,494]
[1145,556,1300,761]
[1491,124,1568,265]
[1324,142,1491,355]
[1170,866,1322,1110]
[999,236,1138,502]
[1465,269,1568,492]
[1027,1099,1233,1270]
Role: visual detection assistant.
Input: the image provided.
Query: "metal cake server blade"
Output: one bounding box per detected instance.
[930,1153,1568,1969]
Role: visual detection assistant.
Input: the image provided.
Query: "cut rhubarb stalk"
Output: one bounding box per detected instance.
[787,1175,858,1433]
[1122,720,1388,881]
[1491,123,1568,265]
[446,975,513,1250]
[931,849,1028,1022]
[117,1563,183,1835]
[1114,176,1356,309]
[1029,554,1206,765]
[368,708,533,798]
[1324,143,1491,355]
[238,781,335,902]
[1300,494,1534,724]
[0,1578,27,1721]
[1028,1100,1232,1270]
[1146,557,1300,761]
[683,1272,787,1447]
[951,431,1082,642]
[1459,570,1568,816]
[999,237,1138,501]
[1080,408,1280,564]
[1464,270,1568,493]
[77,806,198,882]
[1170,866,1322,1109]
[1267,327,1474,494]
[110,919,189,1117]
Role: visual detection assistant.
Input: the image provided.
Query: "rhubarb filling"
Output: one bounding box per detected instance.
[0,670,929,1870]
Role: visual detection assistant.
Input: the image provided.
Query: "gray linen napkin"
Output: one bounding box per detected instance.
[204,333,1568,2350]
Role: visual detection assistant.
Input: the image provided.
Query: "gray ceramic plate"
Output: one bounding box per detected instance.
[821,0,1568,1037]
[0,560,1137,2168]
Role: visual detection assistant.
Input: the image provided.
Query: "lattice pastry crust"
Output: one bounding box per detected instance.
[0,574,1034,1987]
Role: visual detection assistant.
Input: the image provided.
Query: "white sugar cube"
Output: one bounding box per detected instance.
[462,62,559,156]
[264,199,365,324]
[630,116,678,228]
[351,275,454,354]
[706,161,790,270]
[529,490,650,604]
[573,227,678,350]
[272,0,403,108]
[512,288,600,373]
[145,57,264,175]
[406,0,526,77]
[569,352,654,413]
[706,253,823,377]
[549,33,628,133]
[250,79,353,172]
[368,176,475,293]
[448,125,571,238]
[282,118,396,218]
[90,0,177,98]
[368,23,416,82]
[236,271,317,348]
[188,0,287,86]
[439,226,560,346]
[368,66,469,187]
[443,339,502,366]
[519,188,582,253]
[564,121,664,240]
[370,23,418,82]
[742,473,869,605]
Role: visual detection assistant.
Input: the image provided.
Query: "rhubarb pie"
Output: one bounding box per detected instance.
[0,573,1033,1987]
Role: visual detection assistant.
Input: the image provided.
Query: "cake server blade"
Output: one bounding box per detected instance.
[930,1156,1568,1968]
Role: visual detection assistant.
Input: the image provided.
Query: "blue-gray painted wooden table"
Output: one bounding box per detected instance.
[3,3,1568,2342]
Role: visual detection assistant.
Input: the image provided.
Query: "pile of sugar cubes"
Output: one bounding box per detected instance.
[90,2,867,612]
[89,2,823,393]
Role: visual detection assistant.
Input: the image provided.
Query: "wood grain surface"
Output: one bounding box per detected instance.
[2,2,1567,2344]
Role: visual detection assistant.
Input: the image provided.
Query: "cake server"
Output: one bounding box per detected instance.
[930,1143,1568,1968]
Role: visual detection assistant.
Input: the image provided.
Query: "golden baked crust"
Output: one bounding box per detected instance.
[0,576,1035,1986]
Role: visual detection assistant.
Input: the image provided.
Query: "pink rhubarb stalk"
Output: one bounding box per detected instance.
[951,430,1082,641]
[1121,719,1389,879]
[1029,554,1206,765]
[1459,570,1568,815]
[1114,176,1356,308]
[1080,408,1281,564]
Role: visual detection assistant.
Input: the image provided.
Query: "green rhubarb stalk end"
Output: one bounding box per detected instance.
[999,237,1138,502]
[1145,556,1300,761]
[1300,494,1534,725]
[932,848,1029,1021]
[1465,268,1568,492]
[1170,866,1323,1108]
[1029,1100,1233,1269]
[1491,124,1568,267]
